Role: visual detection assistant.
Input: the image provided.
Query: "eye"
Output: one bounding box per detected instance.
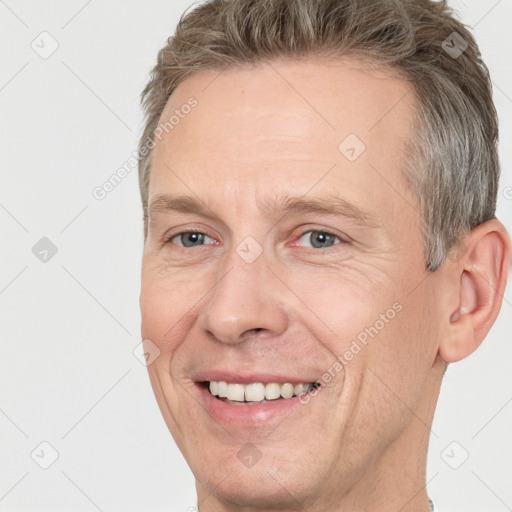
[165,229,344,250]
[166,231,216,248]
[296,230,343,249]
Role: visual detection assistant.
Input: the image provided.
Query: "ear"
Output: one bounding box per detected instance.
[439,219,511,363]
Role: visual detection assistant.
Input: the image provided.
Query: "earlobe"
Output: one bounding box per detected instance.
[439,219,511,364]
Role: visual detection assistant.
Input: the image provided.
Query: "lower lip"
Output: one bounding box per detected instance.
[196,383,311,427]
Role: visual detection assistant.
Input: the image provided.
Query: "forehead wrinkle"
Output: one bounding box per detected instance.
[148,191,379,228]
[259,193,379,225]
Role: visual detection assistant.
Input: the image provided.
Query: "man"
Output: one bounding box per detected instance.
[137,1,510,510]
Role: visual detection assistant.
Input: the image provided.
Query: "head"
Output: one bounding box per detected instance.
[138,1,510,510]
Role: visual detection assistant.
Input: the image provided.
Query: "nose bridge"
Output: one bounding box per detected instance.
[198,242,288,345]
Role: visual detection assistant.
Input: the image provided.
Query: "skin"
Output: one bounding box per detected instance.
[139,58,510,511]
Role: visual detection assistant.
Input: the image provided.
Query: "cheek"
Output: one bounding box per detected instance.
[391,282,442,372]
[360,283,442,421]
[139,278,170,344]
[139,260,209,347]
[284,262,401,351]
[289,263,434,419]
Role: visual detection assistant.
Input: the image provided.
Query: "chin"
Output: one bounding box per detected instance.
[189,446,322,510]
[197,467,308,510]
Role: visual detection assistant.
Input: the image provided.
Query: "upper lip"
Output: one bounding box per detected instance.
[192,370,318,385]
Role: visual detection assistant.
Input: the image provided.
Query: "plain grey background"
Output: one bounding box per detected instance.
[1,1,511,511]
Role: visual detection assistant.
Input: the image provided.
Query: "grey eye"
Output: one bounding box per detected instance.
[297,230,340,249]
[171,232,215,247]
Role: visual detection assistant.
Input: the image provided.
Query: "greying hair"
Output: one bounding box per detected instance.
[138,0,499,270]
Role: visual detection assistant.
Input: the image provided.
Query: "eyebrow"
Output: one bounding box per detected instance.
[147,193,377,226]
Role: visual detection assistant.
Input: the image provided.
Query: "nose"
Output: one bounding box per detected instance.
[197,248,289,345]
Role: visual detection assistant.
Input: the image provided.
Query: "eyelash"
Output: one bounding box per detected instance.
[163,228,346,250]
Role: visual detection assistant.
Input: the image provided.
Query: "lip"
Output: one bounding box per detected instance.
[194,381,313,427]
[192,370,318,385]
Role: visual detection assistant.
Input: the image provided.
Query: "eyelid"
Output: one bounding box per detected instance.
[163,226,349,248]
[163,227,218,246]
[292,227,347,248]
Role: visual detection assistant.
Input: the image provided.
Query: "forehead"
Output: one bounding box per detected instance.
[149,57,416,218]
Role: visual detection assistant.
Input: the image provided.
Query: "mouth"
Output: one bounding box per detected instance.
[191,371,323,426]
[202,380,320,405]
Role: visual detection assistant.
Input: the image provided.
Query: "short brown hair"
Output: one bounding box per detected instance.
[138,0,499,270]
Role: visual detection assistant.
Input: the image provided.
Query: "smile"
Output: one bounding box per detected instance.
[193,373,322,426]
[207,380,318,404]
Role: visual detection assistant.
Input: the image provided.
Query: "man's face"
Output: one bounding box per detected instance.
[140,59,447,509]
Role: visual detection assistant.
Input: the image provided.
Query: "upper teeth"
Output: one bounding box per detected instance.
[208,381,313,402]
